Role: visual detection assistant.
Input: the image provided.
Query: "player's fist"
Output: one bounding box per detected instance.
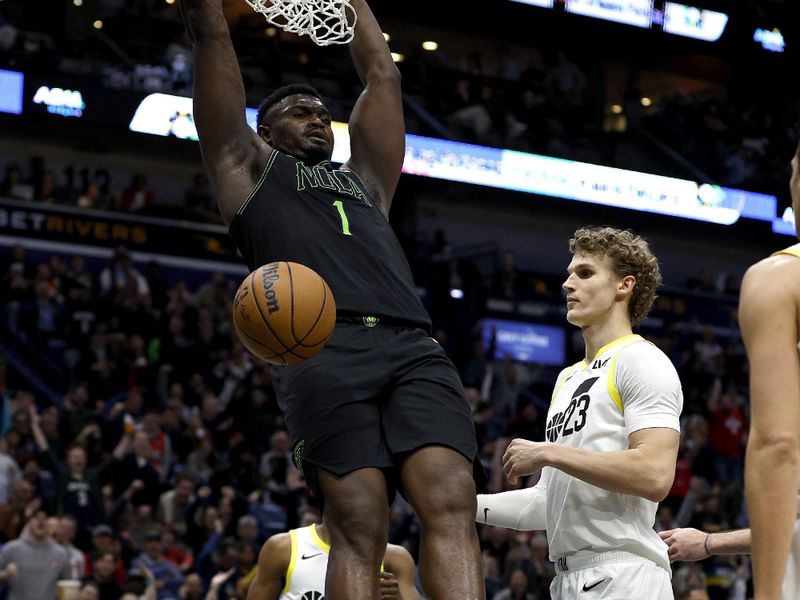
[502,438,553,485]
[380,571,400,600]
[658,528,709,562]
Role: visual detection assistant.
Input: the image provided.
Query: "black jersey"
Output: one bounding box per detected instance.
[229,149,431,330]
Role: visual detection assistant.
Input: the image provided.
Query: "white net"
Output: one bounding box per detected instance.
[243,0,357,46]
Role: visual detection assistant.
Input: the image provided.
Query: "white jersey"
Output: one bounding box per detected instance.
[783,520,800,600]
[543,334,682,570]
[279,524,329,600]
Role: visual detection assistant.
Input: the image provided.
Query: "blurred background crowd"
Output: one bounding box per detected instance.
[0,235,751,600]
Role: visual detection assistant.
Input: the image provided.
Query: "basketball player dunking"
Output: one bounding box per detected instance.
[741,142,800,600]
[246,514,421,600]
[178,1,484,598]
[477,227,684,599]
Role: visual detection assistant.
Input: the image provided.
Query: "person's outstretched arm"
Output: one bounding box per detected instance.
[659,528,752,562]
[476,469,549,531]
[741,255,800,600]
[179,0,268,224]
[341,0,404,217]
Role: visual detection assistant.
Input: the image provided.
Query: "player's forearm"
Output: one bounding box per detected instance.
[180,0,230,43]
[746,435,799,599]
[348,0,399,85]
[476,486,547,531]
[398,579,422,600]
[547,445,673,502]
[706,529,751,555]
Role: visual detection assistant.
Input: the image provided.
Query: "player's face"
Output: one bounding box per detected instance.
[261,94,334,163]
[563,252,631,328]
[791,154,800,238]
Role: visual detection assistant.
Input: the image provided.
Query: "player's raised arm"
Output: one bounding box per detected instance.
[179,0,267,225]
[341,0,404,217]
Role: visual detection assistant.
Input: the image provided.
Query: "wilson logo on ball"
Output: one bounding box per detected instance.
[232,262,336,365]
[261,262,281,314]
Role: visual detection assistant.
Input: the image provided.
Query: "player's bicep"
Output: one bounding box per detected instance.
[246,567,283,600]
[384,546,422,600]
[740,260,800,441]
[344,73,404,215]
[248,535,290,600]
[189,28,267,220]
[628,427,680,487]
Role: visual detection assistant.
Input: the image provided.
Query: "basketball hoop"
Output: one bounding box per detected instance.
[243,0,357,46]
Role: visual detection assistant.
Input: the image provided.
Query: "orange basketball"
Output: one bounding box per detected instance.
[232,262,336,365]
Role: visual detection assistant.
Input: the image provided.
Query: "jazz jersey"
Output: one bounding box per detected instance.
[279,524,329,600]
[543,334,683,571]
[774,243,800,259]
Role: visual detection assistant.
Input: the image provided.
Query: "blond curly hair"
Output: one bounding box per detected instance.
[569,226,662,325]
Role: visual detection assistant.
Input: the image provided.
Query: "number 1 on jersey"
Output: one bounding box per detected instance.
[333,200,352,236]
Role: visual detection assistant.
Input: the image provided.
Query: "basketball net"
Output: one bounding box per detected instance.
[243,0,357,46]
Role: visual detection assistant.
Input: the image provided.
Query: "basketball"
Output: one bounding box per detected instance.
[232,262,336,365]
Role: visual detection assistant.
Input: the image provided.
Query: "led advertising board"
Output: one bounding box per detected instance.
[482,318,566,366]
[0,70,24,115]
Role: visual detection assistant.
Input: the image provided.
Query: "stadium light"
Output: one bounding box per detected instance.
[422,41,439,51]
[391,53,404,63]
[641,97,652,106]
[93,20,103,29]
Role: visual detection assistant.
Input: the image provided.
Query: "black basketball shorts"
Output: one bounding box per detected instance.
[271,318,479,496]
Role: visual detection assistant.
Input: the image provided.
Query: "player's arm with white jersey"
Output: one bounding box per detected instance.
[503,343,682,502]
[246,533,290,600]
[476,468,549,531]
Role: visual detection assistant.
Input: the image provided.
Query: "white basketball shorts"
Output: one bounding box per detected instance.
[550,550,673,600]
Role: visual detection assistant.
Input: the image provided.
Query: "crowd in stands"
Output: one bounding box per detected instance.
[0,232,755,599]
[0,160,221,224]
[1,0,796,200]
[0,1,780,598]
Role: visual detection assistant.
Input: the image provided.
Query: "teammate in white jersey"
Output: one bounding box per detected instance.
[246,516,421,600]
[477,226,683,599]
[741,144,800,600]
